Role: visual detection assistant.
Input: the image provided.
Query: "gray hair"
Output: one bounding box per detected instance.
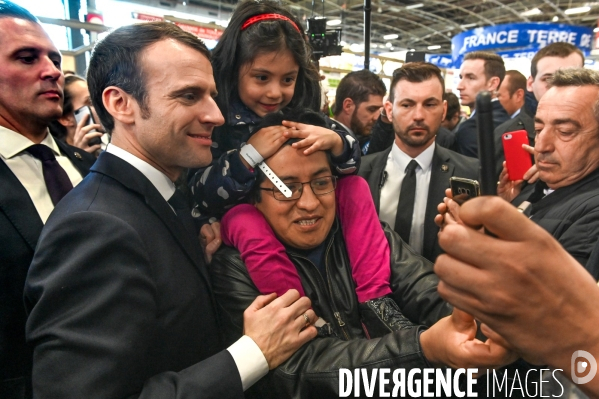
[548,68,599,125]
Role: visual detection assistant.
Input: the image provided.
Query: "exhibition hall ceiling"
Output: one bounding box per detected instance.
[121,0,599,51]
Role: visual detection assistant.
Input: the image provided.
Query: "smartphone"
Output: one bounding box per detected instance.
[74,106,102,146]
[475,91,496,196]
[502,130,532,181]
[450,177,480,205]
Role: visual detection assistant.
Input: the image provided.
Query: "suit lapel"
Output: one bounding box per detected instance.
[56,139,94,177]
[0,160,43,250]
[91,153,211,286]
[422,146,454,259]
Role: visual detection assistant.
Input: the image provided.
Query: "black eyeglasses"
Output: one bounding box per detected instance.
[259,176,337,201]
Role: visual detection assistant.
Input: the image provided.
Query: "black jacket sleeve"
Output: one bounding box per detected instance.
[209,225,450,399]
[366,116,395,155]
[25,211,243,399]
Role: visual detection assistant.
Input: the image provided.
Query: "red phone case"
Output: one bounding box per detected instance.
[502,130,532,181]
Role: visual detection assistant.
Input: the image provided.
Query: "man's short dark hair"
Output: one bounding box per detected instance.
[530,42,584,79]
[332,70,386,116]
[388,62,444,103]
[0,0,38,22]
[444,92,461,119]
[248,108,331,203]
[503,70,527,97]
[463,51,506,86]
[87,22,211,133]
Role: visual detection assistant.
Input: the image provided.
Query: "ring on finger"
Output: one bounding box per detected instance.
[302,313,310,327]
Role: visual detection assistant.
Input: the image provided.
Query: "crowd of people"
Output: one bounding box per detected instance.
[1,0,599,398]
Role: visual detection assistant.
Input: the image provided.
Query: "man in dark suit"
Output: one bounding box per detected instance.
[327,69,386,155]
[359,62,478,262]
[24,22,316,399]
[453,51,510,158]
[0,3,96,398]
[494,70,535,178]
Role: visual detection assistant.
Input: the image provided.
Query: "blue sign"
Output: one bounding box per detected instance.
[426,54,453,69]
[452,22,593,65]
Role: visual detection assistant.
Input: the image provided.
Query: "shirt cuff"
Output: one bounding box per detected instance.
[227,335,269,391]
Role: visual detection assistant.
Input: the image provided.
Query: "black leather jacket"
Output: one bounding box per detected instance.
[210,220,452,398]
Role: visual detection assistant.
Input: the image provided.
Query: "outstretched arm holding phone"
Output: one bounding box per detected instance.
[434,196,599,398]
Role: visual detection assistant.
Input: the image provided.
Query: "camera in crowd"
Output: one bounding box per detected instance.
[307,17,343,60]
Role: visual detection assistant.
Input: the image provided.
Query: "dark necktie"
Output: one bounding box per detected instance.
[394,159,418,244]
[26,144,74,206]
[168,189,197,236]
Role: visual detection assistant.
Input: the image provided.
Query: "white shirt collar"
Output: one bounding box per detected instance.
[331,118,354,135]
[511,108,521,119]
[0,125,61,159]
[390,140,435,174]
[105,143,175,201]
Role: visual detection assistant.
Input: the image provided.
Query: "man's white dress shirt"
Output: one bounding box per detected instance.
[0,126,83,223]
[379,141,435,255]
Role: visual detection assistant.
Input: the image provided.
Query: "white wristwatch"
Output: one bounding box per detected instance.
[240,144,292,198]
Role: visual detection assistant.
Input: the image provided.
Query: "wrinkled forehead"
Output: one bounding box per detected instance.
[266,145,332,181]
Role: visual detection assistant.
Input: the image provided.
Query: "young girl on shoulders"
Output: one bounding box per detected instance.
[190,0,412,336]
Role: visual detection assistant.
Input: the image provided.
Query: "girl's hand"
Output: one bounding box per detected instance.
[282,120,344,156]
[73,113,103,154]
[246,126,288,166]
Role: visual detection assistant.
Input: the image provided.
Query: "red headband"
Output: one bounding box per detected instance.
[241,13,301,33]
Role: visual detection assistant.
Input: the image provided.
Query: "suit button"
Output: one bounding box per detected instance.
[74,152,82,159]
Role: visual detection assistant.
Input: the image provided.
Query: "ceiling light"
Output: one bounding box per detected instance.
[409,48,415,51]
[371,44,378,48]
[427,45,441,50]
[326,19,341,26]
[521,8,542,17]
[390,47,395,50]
[384,33,399,40]
[386,42,393,48]
[405,3,424,9]
[552,16,559,21]
[564,6,591,15]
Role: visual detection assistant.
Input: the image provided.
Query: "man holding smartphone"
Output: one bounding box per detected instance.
[497,68,599,271]
[359,62,478,262]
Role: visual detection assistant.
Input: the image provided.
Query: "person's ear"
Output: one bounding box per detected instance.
[488,76,501,92]
[527,75,534,92]
[102,86,136,125]
[384,100,393,120]
[342,98,355,116]
[58,114,76,127]
[515,88,525,103]
[441,99,447,122]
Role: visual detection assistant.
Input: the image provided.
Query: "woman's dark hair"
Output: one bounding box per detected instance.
[48,75,86,142]
[211,0,321,124]
[248,108,330,203]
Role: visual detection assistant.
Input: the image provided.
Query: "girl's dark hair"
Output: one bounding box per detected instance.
[211,0,321,123]
[49,75,86,142]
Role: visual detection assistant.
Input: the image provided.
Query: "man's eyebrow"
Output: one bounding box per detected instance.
[13,47,62,61]
[277,167,330,181]
[552,118,581,128]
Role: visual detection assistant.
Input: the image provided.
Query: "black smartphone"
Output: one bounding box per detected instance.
[74,106,102,146]
[450,177,480,205]
[475,91,496,196]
